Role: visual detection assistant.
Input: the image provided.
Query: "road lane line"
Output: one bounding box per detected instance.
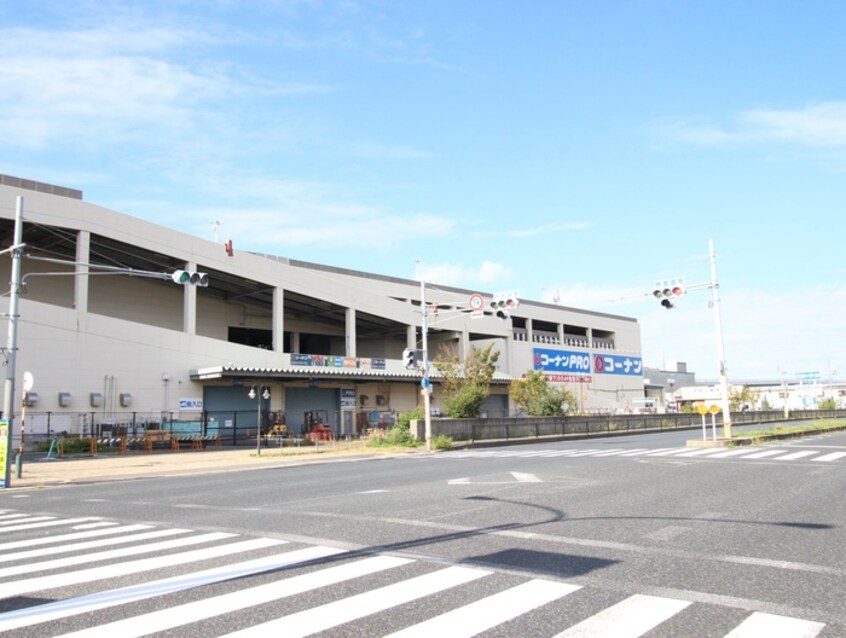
[384,579,581,638]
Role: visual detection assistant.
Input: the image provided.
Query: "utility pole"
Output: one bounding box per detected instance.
[1,196,24,488]
[0,197,209,487]
[709,238,732,438]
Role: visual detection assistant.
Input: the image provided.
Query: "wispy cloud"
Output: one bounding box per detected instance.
[654,101,846,151]
[550,282,846,380]
[415,261,512,288]
[742,102,846,147]
[473,221,589,239]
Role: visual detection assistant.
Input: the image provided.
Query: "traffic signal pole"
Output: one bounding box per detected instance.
[420,279,432,450]
[0,199,209,487]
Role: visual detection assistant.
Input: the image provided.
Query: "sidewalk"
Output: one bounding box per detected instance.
[7,443,424,489]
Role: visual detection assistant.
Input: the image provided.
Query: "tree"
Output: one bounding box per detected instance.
[818,397,837,410]
[434,343,500,418]
[729,385,758,411]
[510,370,576,416]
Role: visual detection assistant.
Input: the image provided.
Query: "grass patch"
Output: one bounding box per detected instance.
[732,419,846,444]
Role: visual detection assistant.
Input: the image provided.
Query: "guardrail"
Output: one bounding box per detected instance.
[415,409,846,445]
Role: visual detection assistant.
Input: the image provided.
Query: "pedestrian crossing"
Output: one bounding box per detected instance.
[438,444,846,464]
[0,510,830,637]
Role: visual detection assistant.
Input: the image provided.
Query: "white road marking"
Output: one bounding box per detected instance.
[724,611,825,637]
[554,593,691,637]
[0,544,344,632]
[384,579,581,637]
[52,555,411,638]
[220,565,491,638]
[0,535,282,599]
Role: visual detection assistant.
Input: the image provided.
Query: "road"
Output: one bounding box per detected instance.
[0,427,844,636]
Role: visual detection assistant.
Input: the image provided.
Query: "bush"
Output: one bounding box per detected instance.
[432,434,453,450]
[366,407,422,448]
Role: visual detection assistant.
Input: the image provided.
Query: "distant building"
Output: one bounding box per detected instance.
[642,362,696,412]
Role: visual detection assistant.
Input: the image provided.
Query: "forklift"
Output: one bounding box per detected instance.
[303,410,334,441]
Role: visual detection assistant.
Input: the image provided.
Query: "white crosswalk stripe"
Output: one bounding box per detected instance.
[0,511,829,637]
[553,594,692,637]
[438,445,846,464]
[723,611,826,637]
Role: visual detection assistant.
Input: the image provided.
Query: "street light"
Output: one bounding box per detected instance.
[249,386,270,455]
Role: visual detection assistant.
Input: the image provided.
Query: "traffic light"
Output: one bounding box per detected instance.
[490,293,519,320]
[171,270,209,287]
[652,278,684,309]
[402,347,417,368]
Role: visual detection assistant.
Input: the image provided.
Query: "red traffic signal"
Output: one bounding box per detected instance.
[652,279,684,309]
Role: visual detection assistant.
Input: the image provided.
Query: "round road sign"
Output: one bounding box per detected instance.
[468,294,484,312]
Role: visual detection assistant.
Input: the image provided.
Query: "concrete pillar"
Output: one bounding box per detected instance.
[345,307,357,358]
[74,230,90,314]
[182,261,197,335]
[273,287,285,352]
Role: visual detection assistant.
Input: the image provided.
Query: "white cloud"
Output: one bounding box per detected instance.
[544,283,846,382]
[742,102,846,147]
[655,101,846,151]
[473,221,590,239]
[415,261,512,288]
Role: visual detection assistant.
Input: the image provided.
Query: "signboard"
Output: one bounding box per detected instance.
[179,398,203,410]
[533,348,592,374]
[340,388,356,409]
[593,354,643,376]
[291,354,386,370]
[544,373,592,383]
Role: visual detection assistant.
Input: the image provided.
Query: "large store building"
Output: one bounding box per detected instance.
[0,175,644,440]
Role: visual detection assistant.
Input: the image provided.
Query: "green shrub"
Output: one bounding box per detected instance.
[365,407,423,448]
[432,434,453,450]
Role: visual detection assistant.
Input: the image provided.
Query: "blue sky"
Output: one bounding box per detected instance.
[1,0,844,383]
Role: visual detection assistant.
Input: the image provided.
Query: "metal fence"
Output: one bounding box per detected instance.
[9,408,401,452]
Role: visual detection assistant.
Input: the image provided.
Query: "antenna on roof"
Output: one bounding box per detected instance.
[209,220,223,243]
